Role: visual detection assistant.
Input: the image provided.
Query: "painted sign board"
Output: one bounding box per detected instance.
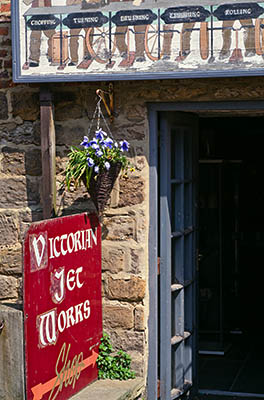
[12,0,264,82]
[23,212,102,400]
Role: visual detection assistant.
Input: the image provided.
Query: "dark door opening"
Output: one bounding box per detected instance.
[198,116,264,398]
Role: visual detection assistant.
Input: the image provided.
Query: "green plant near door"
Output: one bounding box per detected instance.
[96,332,136,380]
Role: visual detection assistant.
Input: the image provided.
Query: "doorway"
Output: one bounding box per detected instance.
[198,116,264,398]
[147,104,264,400]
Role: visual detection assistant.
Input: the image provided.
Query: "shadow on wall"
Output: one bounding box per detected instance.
[56,185,97,217]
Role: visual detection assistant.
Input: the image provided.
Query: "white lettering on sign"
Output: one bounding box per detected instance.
[66,267,84,291]
[53,269,65,303]
[169,11,201,19]
[73,16,99,24]
[32,234,46,267]
[30,19,56,26]
[38,309,57,347]
[120,14,150,22]
[37,300,91,347]
[67,269,75,291]
[50,266,84,304]
[30,231,48,271]
[49,228,97,259]
[74,230,82,252]
[225,8,251,16]
[57,310,67,332]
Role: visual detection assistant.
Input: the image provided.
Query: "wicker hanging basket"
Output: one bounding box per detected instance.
[83,162,121,215]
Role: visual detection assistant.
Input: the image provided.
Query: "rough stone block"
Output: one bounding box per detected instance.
[135,210,147,243]
[55,123,85,146]
[0,92,8,120]
[1,147,41,176]
[11,91,39,121]
[17,278,22,302]
[103,216,135,241]
[0,70,9,80]
[134,156,146,172]
[110,330,145,353]
[0,246,22,276]
[103,302,134,329]
[54,91,83,120]
[0,26,9,35]
[125,104,146,122]
[134,146,144,157]
[57,187,96,215]
[118,176,144,208]
[112,122,145,141]
[18,209,42,242]
[0,36,11,45]
[106,276,146,301]
[102,245,125,273]
[0,178,40,208]
[129,351,144,376]
[0,211,19,246]
[55,155,67,174]
[1,147,25,175]
[0,275,18,300]
[18,208,42,224]
[0,122,40,146]
[32,121,41,145]
[129,247,144,275]
[25,149,42,176]
[134,306,145,331]
[109,178,119,208]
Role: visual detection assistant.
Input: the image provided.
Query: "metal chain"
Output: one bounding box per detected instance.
[87,97,113,139]
[98,100,113,138]
[87,99,101,138]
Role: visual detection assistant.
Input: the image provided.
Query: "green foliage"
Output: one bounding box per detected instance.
[96,332,136,380]
[65,146,90,190]
[64,130,132,190]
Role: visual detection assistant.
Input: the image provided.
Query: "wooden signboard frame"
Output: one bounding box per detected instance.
[12,0,264,82]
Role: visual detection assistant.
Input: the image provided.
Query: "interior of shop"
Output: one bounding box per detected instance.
[198,116,264,397]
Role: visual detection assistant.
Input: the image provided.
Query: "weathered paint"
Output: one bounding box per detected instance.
[12,0,264,82]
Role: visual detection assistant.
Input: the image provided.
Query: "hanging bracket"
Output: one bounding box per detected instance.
[96,83,114,123]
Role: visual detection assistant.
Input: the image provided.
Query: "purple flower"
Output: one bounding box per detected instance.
[120,140,129,152]
[99,140,106,148]
[94,165,99,174]
[96,149,103,157]
[87,157,94,167]
[90,138,99,150]
[105,161,110,170]
[114,142,118,148]
[105,137,113,149]
[80,136,90,148]
[95,129,107,140]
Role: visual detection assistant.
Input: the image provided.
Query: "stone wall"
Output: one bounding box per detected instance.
[0,77,149,376]
[3,0,264,386]
[53,83,149,376]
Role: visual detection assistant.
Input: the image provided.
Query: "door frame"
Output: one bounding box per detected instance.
[147,101,264,399]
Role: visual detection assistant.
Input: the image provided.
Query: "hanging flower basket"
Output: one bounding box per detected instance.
[82,161,121,214]
[65,128,131,216]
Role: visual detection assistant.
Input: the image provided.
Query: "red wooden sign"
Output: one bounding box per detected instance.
[23,213,102,400]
